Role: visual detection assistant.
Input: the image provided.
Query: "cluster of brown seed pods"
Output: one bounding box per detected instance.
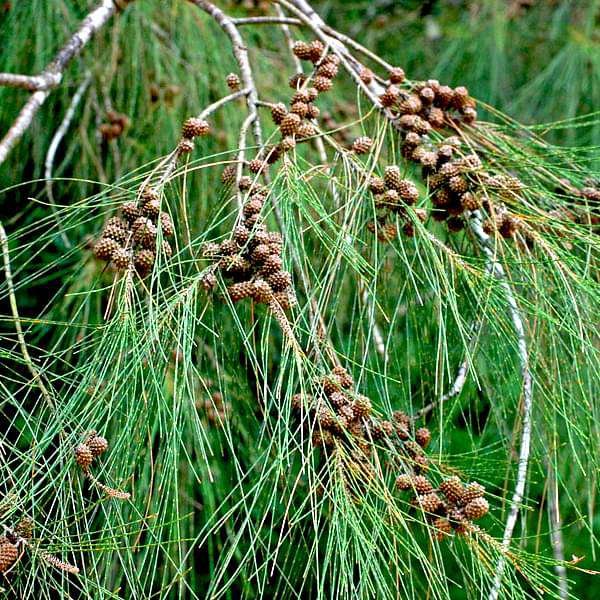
[74,432,130,500]
[92,187,175,277]
[291,366,489,538]
[203,176,296,311]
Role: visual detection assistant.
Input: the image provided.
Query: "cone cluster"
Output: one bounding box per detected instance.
[367,166,427,239]
[396,471,489,540]
[74,431,129,500]
[196,390,230,426]
[379,76,477,131]
[92,187,174,277]
[239,40,341,172]
[99,110,130,141]
[74,431,109,471]
[203,178,296,311]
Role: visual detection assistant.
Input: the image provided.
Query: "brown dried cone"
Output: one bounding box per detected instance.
[395,474,413,491]
[134,249,155,275]
[316,62,338,79]
[74,444,93,470]
[290,101,308,117]
[267,270,292,292]
[111,247,130,271]
[292,40,312,60]
[178,138,194,154]
[221,164,236,185]
[103,218,128,243]
[309,40,325,63]
[439,476,464,503]
[369,176,385,194]
[413,475,434,494]
[462,482,485,504]
[306,104,320,119]
[121,202,141,224]
[397,180,419,204]
[0,538,18,573]
[182,117,210,138]
[200,271,217,291]
[142,198,161,219]
[359,67,374,84]
[248,159,265,174]
[379,85,400,107]
[352,136,373,155]
[464,497,489,520]
[449,176,468,194]
[93,238,119,261]
[227,281,254,302]
[352,395,372,417]
[432,517,453,540]
[417,492,442,514]
[252,279,274,303]
[296,122,317,139]
[132,217,156,246]
[226,72,241,90]
[280,113,301,136]
[313,76,333,92]
[87,435,108,457]
[331,366,353,388]
[160,212,175,237]
[384,166,402,190]
[271,102,288,125]
[415,427,431,448]
[280,136,296,152]
[389,66,405,84]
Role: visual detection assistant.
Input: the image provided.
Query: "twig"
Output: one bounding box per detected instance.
[467,211,533,600]
[188,0,263,148]
[154,87,250,189]
[0,0,126,166]
[545,456,569,600]
[0,222,55,410]
[44,72,92,248]
[232,16,302,26]
[417,358,469,419]
[0,73,59,91]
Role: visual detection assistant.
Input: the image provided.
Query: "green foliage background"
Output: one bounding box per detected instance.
[0,1,599,598]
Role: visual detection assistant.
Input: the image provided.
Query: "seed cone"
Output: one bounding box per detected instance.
[280,113,301,136]
[75,443,93,470]
[0,538,18,573]
[464,497,489,520]
[352,136,373,154]
[87,435,108,457]
[182,117,210,138]
[439,476,463,503]
[93,238,119,261]
[226,73,241,90]
[462,482,485,504]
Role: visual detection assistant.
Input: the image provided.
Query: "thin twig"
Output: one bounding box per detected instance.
[467,211,533,600]
[44,72,92,248]
[232,16,302,26]
[0,0,125,166]
[0,73,59,91]
[0,222,55,410]
[545,455,569,600]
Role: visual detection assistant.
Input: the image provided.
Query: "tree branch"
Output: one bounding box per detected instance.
[0,0,128,166]
[45,72,92,248]
[467,211,534,600]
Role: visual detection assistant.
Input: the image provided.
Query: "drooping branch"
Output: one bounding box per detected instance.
[0,0,131,166]
[45,72,92,248]
[468,211,534,600]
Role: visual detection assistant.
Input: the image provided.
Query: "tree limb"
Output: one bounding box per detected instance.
[0,0,128,166]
